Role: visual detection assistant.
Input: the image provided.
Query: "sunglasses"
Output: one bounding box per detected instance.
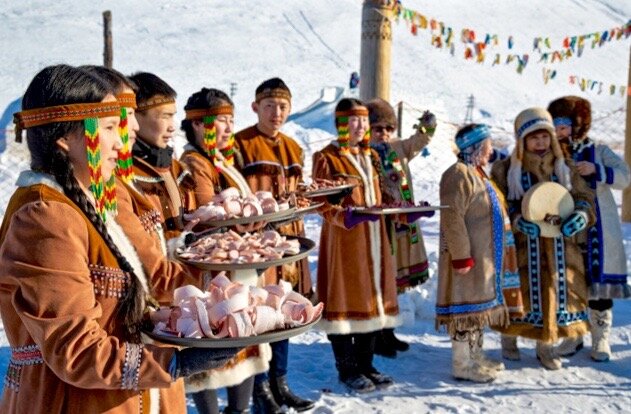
[372,125,395,133]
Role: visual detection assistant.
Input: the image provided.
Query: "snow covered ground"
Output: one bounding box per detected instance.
[1,0,630,412]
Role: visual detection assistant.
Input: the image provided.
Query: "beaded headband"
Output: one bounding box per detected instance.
[255,88,292,103]
[13,102,120,143]
[116,92,137,109]
[184,104,233,120]
[136,95,175,112]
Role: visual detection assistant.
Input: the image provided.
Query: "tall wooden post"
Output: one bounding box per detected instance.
[103,11,113,69]
[622,45,631,222]
[359,0,392,102]
[397,101,403,137]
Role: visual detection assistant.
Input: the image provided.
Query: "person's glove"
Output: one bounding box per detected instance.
[407,201,435,221]
[516,216,540,238]
[326,186,354,205]
[561,211,588,237]
[343,207,379,229]
[415,110,437,137]
[169,347,241,379]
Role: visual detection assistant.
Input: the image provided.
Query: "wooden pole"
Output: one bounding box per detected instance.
[103,11,113,69]
[397,101,403,138]
[359,0,392,102]
[622,44,631,221]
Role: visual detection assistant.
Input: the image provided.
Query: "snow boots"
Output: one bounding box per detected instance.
[469,329,505,371]
[451,331,498,383]
[590,308,612,362]
[374,328,404,358]
[536,341,562,370]
[500,335,521,361]
[269,375,314,412]
[554,336,584,357]
[252,380,282,414]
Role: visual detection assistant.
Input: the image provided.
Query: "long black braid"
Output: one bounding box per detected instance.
[24,65,145,343]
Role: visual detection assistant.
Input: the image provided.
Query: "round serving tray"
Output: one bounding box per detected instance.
[293,202,325,217]
[300,184,356,199]
[177,236,316,271]
[351,205,449,215]
[144,315,321,348]
[200,207,296,228]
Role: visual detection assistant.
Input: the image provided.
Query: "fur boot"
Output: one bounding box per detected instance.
[536,341,562,370]
[451,332,497,383]
[500,335,520,361]
[590,309,612,362]
[554,336,584,357]
[469,329,505,371]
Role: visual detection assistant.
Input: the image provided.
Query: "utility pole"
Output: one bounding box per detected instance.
[359,0,392,102]
[464,95,475,124]
[230,82,238,100]
[103,11,113,68]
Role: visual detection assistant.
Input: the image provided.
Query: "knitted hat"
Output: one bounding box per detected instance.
[366,98,397,129]
[514,107,555,141]
[455,124,490,151]
[547,96,591,141]
[507,107,570,200]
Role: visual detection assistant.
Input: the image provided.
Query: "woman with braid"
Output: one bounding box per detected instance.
[0,64,239,414]
[179,87,271,414]
[312,98,399,393]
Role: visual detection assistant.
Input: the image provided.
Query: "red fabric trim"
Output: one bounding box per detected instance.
[452,257,474,269]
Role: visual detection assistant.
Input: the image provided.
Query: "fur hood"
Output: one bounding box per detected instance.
[547,95,592,142]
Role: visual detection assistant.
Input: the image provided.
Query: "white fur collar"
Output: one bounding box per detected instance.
[16,170,63,192]
[105,212,149,294]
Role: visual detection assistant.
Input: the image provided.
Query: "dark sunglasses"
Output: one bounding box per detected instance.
[372,125,395,133]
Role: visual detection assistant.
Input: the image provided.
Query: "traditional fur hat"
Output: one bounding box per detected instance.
[547,95,591,141]
[366,98,397,129]
[507,107,571,200]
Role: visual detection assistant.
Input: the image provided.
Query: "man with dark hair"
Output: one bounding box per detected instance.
[128,72,196,246]
[234,77,314,413]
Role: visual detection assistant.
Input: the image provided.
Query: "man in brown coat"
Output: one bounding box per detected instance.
[129,72,197,247]
[234,78,314,413]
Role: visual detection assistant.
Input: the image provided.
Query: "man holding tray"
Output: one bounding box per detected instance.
[234,78,314,413]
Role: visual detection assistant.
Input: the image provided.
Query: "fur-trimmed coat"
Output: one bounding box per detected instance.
[312,143,400,335]
[177,146,271,393]
[372,133,431,291]
[491,151,594,342]
[567,140,630,299]
[179,146,250,205]
[0,172,180,414]
[132,156,197,241]
[436,162,509,335]
[234,125,311,296]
